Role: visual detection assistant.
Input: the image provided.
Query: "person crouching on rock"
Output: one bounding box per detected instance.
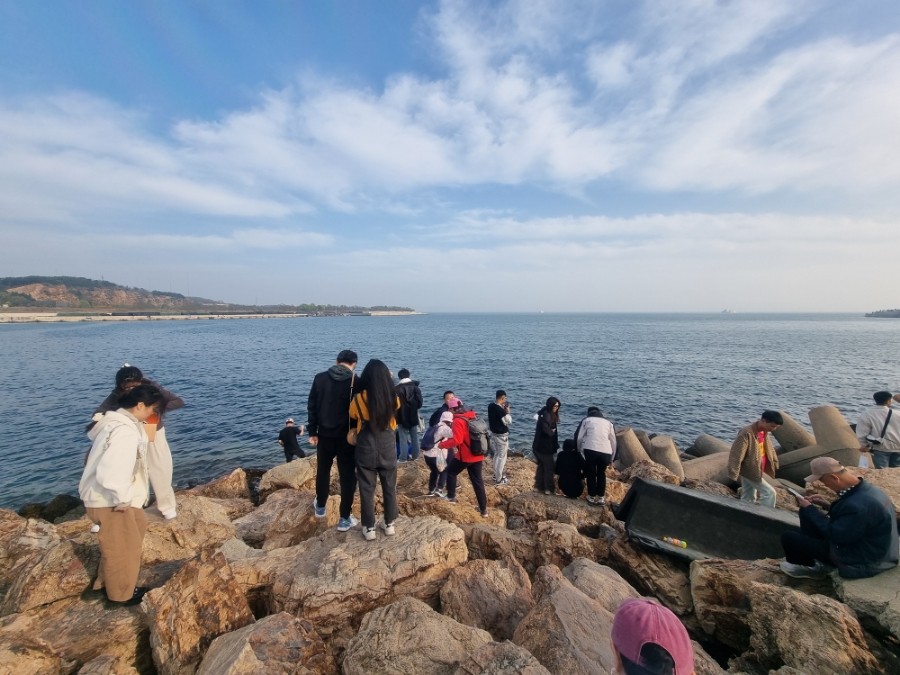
[350,359,401,541]
[439,398,489,518]
[80,383,165,604]
[611,598,696,675]
[574,406,617,506]
[422,411,455,497]
[555,439,585,499]
[532,397,561,495]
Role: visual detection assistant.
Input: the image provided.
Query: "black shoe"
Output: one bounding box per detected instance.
[110,586,150,606]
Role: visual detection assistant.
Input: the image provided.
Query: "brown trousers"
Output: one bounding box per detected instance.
[86,506,148,601]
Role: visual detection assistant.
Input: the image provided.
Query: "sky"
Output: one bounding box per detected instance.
[1,0,899,312]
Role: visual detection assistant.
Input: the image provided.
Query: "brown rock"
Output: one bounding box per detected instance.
[506,493,614,536]
[681,478,736,499]
[534,521,601,570]
[77,654,140,675]
[440,556,534,641]
[216,539,265,564]
[690,641,726,675]
[609,537,692,615]
[262,490,339,551]
[593,524,622,561]
[196,612,335,675]
[142,495,237,567]
[343,596,492,675]
[54,515,94,538]
[205,498,255,521]
[17,503,45,519]
[453,641,551,675]
[137,559,188,591]
[619,460,680,486]
[602,480,629,505]
[257,458,317,503]
[186,469,250,500]
[561,558,640,613]
[399,494,507,527]
[0,510,59,595]
[0,644,62,675]
[142,551,255,675]
[232,490,311,548]
[41,495,83,523]
[512,565,617,675]
[464,525,538,575]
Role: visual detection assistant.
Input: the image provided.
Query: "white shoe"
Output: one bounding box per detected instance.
[161,509,177,520]
[90,524,101,533]
[337,516,359,532]
[780,561,826,579]
[380,521,396,536]
[362,526,377,541]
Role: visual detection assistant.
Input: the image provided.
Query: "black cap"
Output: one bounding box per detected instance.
[337,349,358,364]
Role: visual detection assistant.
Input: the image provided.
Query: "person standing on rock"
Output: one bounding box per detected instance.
[395,369,424,462]
[856,391,900,469]
[555,439,585,499]
[574,406,617,506]
[487,390,512,485]
[308,349,360,532]
[277,418,306,462]
[88,364,184,520]
[350,359,401,541]
[422,411,455,497]
[611,598,696,675]
[429,390,455,427]
[80,383,165,604]
[439,398,489,518]
[726,410,782,509]
[532,397,561,495]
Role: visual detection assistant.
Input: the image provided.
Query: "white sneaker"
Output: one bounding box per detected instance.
[90,524,100,533]
[337,516,359,532]
[380,521,396,536]
[779,561,826,579]
[362,526,377,541]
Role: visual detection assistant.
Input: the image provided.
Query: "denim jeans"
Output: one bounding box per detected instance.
[398,425,420,461]
[871,450,900,469]
[740,475,777,508]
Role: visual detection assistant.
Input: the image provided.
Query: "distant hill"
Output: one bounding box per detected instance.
[0,276,414,313]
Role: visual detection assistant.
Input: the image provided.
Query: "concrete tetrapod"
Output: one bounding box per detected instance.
[683,453,730,483]
[775,444,861,486]
[648,435,685,481]
[614,427,651,469]
[692,434,731,457]
[772,411,815,454]
[808,406,860,451]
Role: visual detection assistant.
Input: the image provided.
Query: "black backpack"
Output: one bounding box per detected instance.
[420,425,438,451]
[466,416,491,456]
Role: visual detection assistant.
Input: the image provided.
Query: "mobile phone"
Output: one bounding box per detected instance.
[786,487,805,499]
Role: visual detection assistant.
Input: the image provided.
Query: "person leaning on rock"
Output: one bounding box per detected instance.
[780,457,899,579]
[727,410,782,508]
[80,384,166,605]
[856,390,900,469]
[574,406,617,506]
[307,349,360,532]
[611,598,696,675]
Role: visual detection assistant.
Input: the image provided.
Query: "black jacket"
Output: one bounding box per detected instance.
[307,365,357,438]
[801,479,899,579]
[88,379,184,432]
[555,449,585,498]
[429,403,450,428]
[395,380,423,429]
[532,407,559,455]
[488,402,510,434]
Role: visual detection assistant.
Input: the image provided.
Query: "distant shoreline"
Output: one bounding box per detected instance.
[0,311,425,324]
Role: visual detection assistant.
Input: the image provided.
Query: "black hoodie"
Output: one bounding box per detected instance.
[395,380,423,428]
[307,364,357,438]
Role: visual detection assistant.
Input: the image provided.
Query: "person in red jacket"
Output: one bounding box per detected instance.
[439,398,488,518]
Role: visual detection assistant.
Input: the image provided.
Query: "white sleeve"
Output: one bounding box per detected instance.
[856,411,874,443]
[502,414,512,426]
[608,423,617,454]
[95,425,138,506]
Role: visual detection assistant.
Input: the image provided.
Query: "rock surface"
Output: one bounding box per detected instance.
[561,558,641,613]
[399,494,508,527]
[257,458,317,503]
[512,565,617,675]
[440,556,534,640]
[609,537,692,615]
[206,498,255,521]
[77,654,141,675]
[619,460,680,486]
[196,611,335,675]
[534,521,601,570]
[342,596,493,675]
[262,490,339,551]
[453,641,551,675]
[465,524,538,575]
[834,564,900,642]
[506,493,613,536]
[142,551,255,675]
[142,495,236,567]
[186,468,250,500]
[690,641,726,675]
[0,510,59,595]
[217,538,265,564]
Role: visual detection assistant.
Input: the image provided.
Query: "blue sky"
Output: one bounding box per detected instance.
[1,0,899,311]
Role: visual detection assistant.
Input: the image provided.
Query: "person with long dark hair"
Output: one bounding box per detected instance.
[80,384,166,604]
[350,359,401,541]
[532,396,560,494]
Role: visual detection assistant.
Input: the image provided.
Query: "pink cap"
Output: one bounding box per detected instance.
[611,599,693,675]
[447,397,463,409]
[440,411,454,423]
[805,456,844,483]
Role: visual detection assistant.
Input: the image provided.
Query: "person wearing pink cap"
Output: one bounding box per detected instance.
[438,397,489,517]
[780,456,898,579]
[611,598,695,675]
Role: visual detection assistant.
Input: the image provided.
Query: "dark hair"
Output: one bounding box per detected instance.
[620,643,676,675]
[115,365,144,389]
[761,410,784,425]
[398,368,410,380]
[546,397,561,424]
[359,359,397,433]
[587,406,602,416]
[337,349,358,365]
[874,391,893,405]
[444,390,454,399]
[563,438,576,451]
[117,383,165,416]
[496,390,506,400]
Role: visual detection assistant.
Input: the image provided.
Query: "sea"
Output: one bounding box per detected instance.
[1,313,898,509]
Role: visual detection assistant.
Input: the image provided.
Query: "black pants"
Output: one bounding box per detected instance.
[315,435,357,519]
[424,450,454,492]
[534,452,556,492]
[584,449,612,498]
[284,447,306,462]
[446,457,487,512]
[781,516,834,567]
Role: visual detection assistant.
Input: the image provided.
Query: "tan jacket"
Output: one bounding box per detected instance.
[728,424,779,483]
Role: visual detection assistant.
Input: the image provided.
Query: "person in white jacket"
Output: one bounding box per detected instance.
[80,383,165,604]
[574,407,617,506]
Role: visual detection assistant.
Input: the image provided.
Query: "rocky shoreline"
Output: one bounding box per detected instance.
[3,415,900,674]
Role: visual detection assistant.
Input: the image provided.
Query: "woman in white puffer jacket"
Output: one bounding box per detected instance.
[80,384,165,604]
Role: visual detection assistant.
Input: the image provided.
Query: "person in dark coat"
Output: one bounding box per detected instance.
[555,439,585,499]
[429,390,455,427]
[395,369,424,462]
[532,396,561,494]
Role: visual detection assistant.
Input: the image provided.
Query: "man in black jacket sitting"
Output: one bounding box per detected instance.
[781,457,899,579]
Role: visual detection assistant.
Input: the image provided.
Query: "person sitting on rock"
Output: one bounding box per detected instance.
[555,439,585,499]
[726,410,782,508]
[781,457,899,579]
[611,598,695,675]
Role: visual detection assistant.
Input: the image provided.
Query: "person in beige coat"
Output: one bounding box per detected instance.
[727,410,783,508]
[80,384,165,603]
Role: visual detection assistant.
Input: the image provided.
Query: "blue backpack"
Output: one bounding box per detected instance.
[420,425,439,451]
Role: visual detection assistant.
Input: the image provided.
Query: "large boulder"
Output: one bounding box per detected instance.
[648,436,685,481]
[233,490,313,548]
[682,453,730,483]
[464,524,538,575]
[142,551,255,675]
[690,641,726,675]
[609,537,692,615]
[399,494,507,527]
[0,510,59,596]
[534,521,602,570]
[217,538,265,564]
[205,498,255,521]
[440,556,534,641]
[834,564,900,643]
[186,468,251,500]
[41,495,83,523]
[561,558,641,613]
[196,611,335,675]
[453,641,550,675]
[506,493,614,536]
[342,596,492,675]
[772,411,816,454]
[77,654,140,675]
[262,490,339,551]
[619,460,680,486]
[512,565,617,675]
[257,458,317,503]
[142,495,236,567]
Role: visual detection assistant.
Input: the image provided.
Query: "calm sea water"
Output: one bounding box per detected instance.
[1,313,898,509]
